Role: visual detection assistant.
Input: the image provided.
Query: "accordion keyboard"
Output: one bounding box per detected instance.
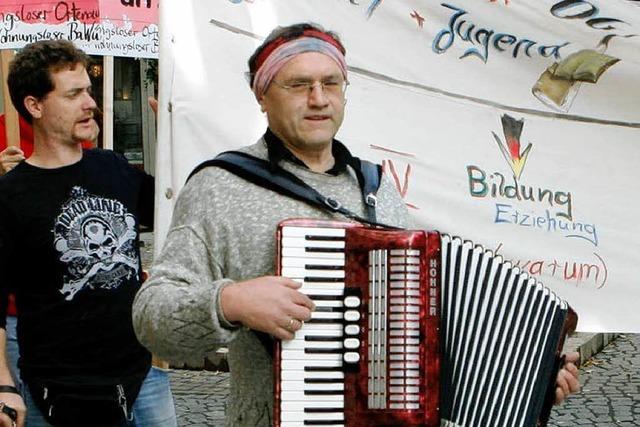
[279,225,355,427]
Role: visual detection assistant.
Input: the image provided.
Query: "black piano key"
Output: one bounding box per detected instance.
[305,264,344,270]
[307,295,344,301]
[305,235,344,241]
[305,277,344,283]
[304,378,343,384]
[304,366,340,372]
[305,335,342,342]
[305,348,343,354]
[304,420,344,426]
[304,408,345,413]
[305,247,344,253]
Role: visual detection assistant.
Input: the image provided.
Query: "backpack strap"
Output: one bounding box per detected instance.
[188,151,387,227]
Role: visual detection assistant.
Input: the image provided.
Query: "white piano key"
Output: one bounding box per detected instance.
[406,370,420,378]
[281,391,344,401]
[281,381,344,391]
[281,226,346,238]
[406,337,419,345]
[389,338,404,345]
[300,323,343,331]
[281,267,345,279]
[281,400,344,411]
[389,403,406,409]
[299,288,344,297]
[407,403,420,409]
[406,297,421,305]
[406,249,420,256]
[405,346,420,353]
[406,386,419,393]
[389,249,407,256]
[406,289,420,297]
[281,350,342,361]
[406,314,420,321]
[389,257,407,264]
[300,283,345,292]
[281,411,345,422]
[281,247,344,259]
[282,339,343,350]
[311,311,343,320]
[405,265,421,273]
[281,236,345,249]
[281,370,345,381]
[312,299,344,308]
[390,298,406,305]
[406,256,421,264]
[293,329,342,338]
[406,378,420,385]
[389,378,405,385]
[389,265,407,272]
[389,290,406,297]
[390,386,404,393]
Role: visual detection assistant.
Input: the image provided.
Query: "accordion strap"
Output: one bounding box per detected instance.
[188,151,385,226]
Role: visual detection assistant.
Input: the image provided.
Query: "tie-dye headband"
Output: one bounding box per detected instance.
[252,36,348,99]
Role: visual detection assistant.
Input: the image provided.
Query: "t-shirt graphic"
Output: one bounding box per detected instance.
[53,187,139,300]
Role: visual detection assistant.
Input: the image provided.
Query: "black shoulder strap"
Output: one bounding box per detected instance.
[358,160,382,223]
[188,151,386,226]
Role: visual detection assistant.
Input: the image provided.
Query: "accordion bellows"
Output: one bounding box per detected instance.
[274,219,577,427]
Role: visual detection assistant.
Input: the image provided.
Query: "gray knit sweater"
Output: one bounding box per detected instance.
[132,139,411,426]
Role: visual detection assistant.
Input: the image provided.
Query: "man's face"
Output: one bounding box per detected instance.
[35,64,98,144]
[258,52,346,153]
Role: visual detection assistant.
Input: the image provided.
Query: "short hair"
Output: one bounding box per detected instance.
[7,40,89,123]
[247,22,345,87]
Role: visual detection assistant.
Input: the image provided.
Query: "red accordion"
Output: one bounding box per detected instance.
[274,219,577,427]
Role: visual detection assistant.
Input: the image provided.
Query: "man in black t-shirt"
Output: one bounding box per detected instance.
[0,41,176,427]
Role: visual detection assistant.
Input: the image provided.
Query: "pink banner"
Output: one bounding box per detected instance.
[0,0,159,58]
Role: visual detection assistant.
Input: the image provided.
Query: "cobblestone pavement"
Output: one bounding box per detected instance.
[167,335,640,426]
[548,333,640,427]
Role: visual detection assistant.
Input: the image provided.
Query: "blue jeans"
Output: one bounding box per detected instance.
[23,367,177,427]
[5,315,22,391]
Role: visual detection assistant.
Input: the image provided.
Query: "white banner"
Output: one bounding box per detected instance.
[0,1,159,58]
[155,0,640,332]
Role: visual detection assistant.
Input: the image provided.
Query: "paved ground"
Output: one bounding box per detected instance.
[167,334,640,426]
[548,333,640,427]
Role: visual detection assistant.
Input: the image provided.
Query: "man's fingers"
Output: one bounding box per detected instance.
[287,305,313,323]
[273,327,295,341]
[281,278,302,289]
[565,351,580,365]
[287,288,315,311]
[1,147,23,156]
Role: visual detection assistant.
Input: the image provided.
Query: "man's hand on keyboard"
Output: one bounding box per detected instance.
[220,276,315,340]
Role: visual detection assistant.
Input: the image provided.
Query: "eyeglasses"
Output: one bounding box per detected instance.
[271,79,349,97]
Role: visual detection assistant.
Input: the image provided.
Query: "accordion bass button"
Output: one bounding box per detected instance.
[344,338,360,349]
[344,352,360,363]
[344,324,359,335]
[344,296,361,308]
[344,310,360,322]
